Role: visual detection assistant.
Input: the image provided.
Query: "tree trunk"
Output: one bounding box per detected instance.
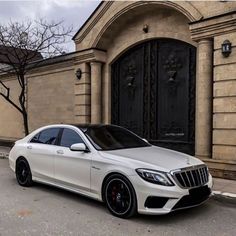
[22,110,29,136]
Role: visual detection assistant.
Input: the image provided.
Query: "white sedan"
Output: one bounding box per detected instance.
[9,124,212,218]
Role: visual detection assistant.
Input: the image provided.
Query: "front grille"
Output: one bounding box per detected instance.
[171,165,209,189]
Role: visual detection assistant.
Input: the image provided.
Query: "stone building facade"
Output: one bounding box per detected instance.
[0,1,236,179]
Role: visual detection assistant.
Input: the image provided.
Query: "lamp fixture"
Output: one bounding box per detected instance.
[75,68,82,80]
[221,40,232,57]
[143,24,149,33]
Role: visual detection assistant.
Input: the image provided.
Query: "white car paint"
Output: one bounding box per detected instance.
[9,124,213,215]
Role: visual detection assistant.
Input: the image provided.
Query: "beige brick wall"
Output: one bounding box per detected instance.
[191,1,236,18]
[213,32,236,161]
[74,63,91,124]
[27,67,75,132]
[0,77,24,139]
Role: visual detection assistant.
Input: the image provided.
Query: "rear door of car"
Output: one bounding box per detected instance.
[54,127,91,192]
[27,127,60,181]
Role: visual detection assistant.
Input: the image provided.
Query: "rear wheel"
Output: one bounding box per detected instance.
[16,158,33,187]
[104,174,137,218]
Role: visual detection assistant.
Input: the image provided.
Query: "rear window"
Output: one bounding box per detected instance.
[30,128,60,145]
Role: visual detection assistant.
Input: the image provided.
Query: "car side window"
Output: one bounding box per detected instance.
[60,128,84,148]
[30,133,40,143]
[30,128,60,145]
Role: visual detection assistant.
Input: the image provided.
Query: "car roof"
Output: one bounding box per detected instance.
[71,124,117,132]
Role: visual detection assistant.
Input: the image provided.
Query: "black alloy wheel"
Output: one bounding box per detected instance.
[16,158,33,187]
[104,174,137,218]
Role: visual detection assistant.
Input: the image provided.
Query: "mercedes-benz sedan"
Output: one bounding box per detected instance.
[9,124,212,218]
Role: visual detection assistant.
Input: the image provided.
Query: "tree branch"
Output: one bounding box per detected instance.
[0,92,23,114]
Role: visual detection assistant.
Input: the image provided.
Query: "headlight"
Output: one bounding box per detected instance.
[136,169,174,186]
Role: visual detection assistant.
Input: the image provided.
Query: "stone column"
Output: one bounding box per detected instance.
[90,62,102,124]
[195,39,213,159]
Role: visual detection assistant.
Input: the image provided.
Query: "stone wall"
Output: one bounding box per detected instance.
[213,32,236,162]
[27,65,75,132]
[0,76,24,140]
[74,62,91,124]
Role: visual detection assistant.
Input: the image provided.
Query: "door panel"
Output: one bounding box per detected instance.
[54,128,91,191]
[28,127,60,180]
[54,148,91,191]
[112,44,144,136]
[111,39,196,155]
[27,143,56,181]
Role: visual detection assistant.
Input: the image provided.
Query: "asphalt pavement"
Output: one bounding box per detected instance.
[0,158,236,236]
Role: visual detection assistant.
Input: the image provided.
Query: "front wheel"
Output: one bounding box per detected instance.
[104,174,137,218]
[16,158,33,187]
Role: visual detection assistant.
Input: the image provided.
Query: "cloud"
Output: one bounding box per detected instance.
[0,0,101,51]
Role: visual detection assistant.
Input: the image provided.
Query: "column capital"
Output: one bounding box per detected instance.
[197,38,213,45]
[90,61,103,66]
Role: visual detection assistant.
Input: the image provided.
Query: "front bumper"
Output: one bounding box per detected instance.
[130,174,213,215]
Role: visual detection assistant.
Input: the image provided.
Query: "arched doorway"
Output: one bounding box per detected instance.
[111,39,196,155]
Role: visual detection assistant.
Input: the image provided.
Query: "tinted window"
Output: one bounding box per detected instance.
[31,128,60,145]
[60,128,84,148]
[84,126,150,150]
[30,133,40,143]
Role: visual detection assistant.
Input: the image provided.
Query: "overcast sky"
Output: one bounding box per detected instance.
[0,0,101,52]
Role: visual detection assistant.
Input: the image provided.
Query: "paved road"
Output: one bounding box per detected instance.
[0,159,235,236]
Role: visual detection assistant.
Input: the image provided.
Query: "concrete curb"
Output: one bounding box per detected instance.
[0,152,9,159]
[212,191,236,205]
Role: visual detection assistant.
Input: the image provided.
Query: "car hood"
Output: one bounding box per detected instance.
[100,146,203,172]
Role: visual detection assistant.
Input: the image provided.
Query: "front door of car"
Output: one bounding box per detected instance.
[54,128,91,192]
[27,127,60,181]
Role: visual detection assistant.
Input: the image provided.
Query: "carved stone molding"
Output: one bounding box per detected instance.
[190,11,236,41]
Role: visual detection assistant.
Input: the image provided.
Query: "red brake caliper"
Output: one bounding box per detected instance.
[112,186,116,201]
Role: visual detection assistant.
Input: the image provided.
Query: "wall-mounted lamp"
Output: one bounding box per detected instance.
[221,40,232,57]
[75,68,82,80]
[75,68,91,80]
[143,24,149,33]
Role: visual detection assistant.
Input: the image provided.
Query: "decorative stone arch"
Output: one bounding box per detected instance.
[92,1,203,48]
[108,35,197,66]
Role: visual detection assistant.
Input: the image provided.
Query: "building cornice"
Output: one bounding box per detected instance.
[190,11,236,41]
[73,1,113,43]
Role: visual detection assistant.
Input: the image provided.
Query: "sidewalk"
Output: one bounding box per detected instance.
[0,146,10,159]
[0,146,236,203]
[212,178,236,204]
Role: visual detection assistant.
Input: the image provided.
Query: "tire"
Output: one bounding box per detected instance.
[103,174,137,218]
[16,158,33,187]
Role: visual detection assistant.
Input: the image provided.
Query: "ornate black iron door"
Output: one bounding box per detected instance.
[111,39,196,155]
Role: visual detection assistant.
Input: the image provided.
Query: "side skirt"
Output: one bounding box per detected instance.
[32,176,102,202]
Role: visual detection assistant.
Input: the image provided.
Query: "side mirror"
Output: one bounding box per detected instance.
[70,143,88,152]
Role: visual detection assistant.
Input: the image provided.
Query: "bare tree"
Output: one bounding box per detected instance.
[0,19,73,135]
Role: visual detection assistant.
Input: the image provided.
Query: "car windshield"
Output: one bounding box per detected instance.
[83,125,151,151]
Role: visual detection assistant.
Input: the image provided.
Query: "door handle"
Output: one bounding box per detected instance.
[56,150,64,155]
[27,145,32,150]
